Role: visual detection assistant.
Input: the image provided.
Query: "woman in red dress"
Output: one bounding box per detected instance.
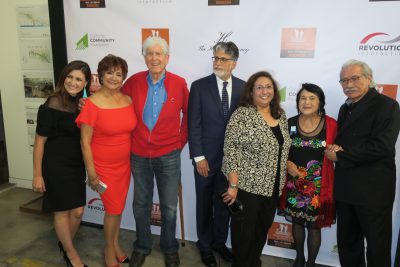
[76,54,137,267]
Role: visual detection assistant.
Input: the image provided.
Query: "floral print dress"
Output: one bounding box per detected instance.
[283,115,326,222]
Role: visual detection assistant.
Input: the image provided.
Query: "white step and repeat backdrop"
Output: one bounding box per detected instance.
[64,0,400,266]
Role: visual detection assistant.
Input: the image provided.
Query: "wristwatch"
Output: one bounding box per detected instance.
[229,183,238,189]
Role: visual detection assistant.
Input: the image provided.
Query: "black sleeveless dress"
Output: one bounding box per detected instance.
[36,95,86,212]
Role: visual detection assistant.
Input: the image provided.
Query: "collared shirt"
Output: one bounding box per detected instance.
[216,75,233,108]
[143,72,167,131]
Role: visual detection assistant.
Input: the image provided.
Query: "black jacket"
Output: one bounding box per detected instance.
[334,88,400,206]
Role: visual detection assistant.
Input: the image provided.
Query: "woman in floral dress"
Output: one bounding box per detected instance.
[281,83,337,267]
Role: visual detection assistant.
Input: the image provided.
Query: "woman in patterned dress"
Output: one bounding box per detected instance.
[280,83,337,267]
[222,71,291,267]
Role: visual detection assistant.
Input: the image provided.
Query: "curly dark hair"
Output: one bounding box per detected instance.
[239,71,283,119]
[97,54,128,83]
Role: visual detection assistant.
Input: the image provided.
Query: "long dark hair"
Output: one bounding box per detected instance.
[239,71,283,119]
[53,60,91,107]
[296,83,326,116]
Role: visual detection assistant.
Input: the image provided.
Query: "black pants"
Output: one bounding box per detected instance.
[231,189,277,267]
[194,170,230,251]
[336,201,393,267]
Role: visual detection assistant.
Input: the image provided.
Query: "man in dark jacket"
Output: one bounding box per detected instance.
[325,59,400,267]
[188,41,245,267]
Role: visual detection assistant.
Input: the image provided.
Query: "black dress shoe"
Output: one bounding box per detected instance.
[292,256,306,267]
[212,246,233,262]
[199,251,217,267]
[164,252,180,267]
[129,251,147,267]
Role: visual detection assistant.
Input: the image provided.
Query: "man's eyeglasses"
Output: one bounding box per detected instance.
[211,56,234,63]
[254,85,273,91]
[339,75,363,85]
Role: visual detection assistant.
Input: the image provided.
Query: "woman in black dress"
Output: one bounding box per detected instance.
[32,61,91,267]
[280,84,337,267]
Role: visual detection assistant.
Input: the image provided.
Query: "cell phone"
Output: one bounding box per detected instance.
[220,190,243,215]
[97,180,107,194]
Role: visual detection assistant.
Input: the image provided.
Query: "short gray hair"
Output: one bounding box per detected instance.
[142,36,169,56]
[341,59,375,88]
[213,41,239,61]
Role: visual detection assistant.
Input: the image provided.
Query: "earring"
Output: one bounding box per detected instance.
[83,87,88,98]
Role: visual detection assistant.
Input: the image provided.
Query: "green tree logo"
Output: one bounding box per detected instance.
[76,33,89,50]
[279,86,287,102]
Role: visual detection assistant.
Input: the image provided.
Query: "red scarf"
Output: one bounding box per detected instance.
[316,115,337,227]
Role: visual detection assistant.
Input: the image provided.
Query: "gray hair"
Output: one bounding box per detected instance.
[142,36,169,56]
[213,41,239,61]
[341,59,376,88]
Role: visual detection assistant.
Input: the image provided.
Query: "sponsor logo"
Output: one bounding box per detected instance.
[376,84,398,100]
[267,222,295,249]
[86,197,105,215]
[358,32,400,56]
[281,28,317,58]
[142,28,170,44]
[80,0,105,8]
[279,86,287,102]
[76,33,115,50]
[151,203,162,226]
[198,32,250,55]
[208,0,240,5]
[136,0,173,4]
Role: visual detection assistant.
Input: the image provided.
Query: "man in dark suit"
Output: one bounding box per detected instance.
[325,59,400,267]
[188,41,245,267]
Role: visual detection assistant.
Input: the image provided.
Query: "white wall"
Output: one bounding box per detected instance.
[0,0,47,188]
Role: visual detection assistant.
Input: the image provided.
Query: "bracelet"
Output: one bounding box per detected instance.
[229,183,238,189]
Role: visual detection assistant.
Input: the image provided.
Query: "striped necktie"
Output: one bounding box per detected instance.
[221,81,229,119]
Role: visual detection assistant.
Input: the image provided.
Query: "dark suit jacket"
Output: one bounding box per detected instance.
[334,88,400,206]
[188,73,245,175]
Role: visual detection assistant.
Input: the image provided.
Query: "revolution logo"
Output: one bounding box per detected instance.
[86,197,105,215]
[359,32,400,56]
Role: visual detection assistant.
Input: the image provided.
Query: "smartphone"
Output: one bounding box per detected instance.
[220,190,243,215]
[97,180,107,194]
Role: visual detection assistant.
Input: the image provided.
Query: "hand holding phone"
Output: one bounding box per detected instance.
[97,180,107,194]
[221,190,243,215]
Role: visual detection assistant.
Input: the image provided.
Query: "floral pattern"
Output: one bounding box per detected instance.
[222,106,291,197]
[292,137,326,148]
[286,160,322,217]
[283,115,326,222]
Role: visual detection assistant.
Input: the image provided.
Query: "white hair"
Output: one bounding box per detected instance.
[341,59,376,88]
[142,36,169,56]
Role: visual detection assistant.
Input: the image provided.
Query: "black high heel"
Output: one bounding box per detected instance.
[63,254,89,267]
[58,241,65,254]
[59,243,88,267]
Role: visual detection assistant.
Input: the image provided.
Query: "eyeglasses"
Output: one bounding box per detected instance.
[339,75,363,85]
[211,56,234,63]
[254,85,274,91]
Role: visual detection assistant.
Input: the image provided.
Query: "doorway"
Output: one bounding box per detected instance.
[0,91,9,185]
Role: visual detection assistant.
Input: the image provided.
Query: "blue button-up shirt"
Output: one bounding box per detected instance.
[143,73,167,131]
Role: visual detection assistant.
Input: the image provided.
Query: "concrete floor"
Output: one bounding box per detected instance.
[0,186,332,267]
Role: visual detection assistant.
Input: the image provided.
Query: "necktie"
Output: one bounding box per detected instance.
[222,81,229,119]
